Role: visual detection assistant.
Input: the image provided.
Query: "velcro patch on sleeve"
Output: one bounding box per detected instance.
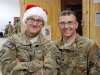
[4,41,15,49]
[56,58,61,65]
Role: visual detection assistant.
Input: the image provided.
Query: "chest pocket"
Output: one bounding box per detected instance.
[16,44,31,62]
[34,45,45,60]
[61,49,85,66]
[60,49,74,66]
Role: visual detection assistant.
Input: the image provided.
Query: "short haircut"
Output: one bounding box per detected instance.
[59,10,77,21]
[9,21,11,23]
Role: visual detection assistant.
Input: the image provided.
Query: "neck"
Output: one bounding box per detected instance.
[25,31,39,38]
[63,33,77,42]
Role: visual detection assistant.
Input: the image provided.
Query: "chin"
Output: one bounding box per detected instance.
[30,29,38,32]
[64,34,71,37]
[31,30,40,34]
[64,33,70,35]
[31,31,38,34]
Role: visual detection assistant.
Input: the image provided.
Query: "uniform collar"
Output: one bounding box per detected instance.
[56,34,81,51]
[24,32,46,46]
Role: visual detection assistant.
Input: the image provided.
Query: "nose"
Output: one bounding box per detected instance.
[32,21,37,26]
[64,24,69,28]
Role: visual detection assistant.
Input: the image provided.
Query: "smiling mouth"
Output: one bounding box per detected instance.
[64,30,70,33]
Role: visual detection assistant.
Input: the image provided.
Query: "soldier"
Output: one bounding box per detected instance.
[55,10,100,75]
[12,25,17,35]
[7,21,13,37]
[0,4,61,75]
[15,20,21,33]
[4,25,8,37]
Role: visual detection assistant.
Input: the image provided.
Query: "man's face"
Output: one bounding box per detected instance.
[58,14,78,38]
[25,16,44,36]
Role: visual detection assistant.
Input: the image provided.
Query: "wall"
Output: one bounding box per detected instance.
[0,0,20,33]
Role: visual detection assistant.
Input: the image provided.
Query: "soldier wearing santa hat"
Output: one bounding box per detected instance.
[0,4,61,75]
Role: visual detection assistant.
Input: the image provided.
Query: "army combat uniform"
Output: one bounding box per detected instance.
[7,24,13,37]
[0,32,61,75]
[55,34,100,75]
[4,25,9,37]
[15,21,21,34]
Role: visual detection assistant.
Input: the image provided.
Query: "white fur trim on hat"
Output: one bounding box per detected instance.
[23,7,47,25]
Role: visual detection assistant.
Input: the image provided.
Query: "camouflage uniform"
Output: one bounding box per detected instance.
[4,25,9,37]
[55,34,100,75]
[7,24,13,37]
[12,26,17,35]
[0,32,61,75]
[16,21,21,33]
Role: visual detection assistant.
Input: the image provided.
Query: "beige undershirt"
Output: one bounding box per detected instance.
[63,38,75,47]
[29,36,38,43]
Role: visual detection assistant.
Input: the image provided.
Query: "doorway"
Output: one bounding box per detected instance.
[61,0,82,35]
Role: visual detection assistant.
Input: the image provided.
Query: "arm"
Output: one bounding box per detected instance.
[5,39,60,75]
[14,40,61,75]
[13,59,42,72]
[13,44,60,74]
[89,42,100,75]
[43,41,61,75]
[0,37,42,75]
[0,39,17,75]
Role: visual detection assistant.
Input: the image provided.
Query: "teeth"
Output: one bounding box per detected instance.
[64,30,70,32]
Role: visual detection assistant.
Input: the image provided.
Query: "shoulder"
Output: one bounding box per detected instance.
[42,37,60,53]
[39,34,54,44]
[78,35,95,44]
[46,40,60,53]
[44,38,55,46]
[41,34,57,46]
[54,38,62,47]
[76,35,98,49]
[7,32,25,43]
[54,38,62,44]
[11,32,23,39]
[1,34,21,49]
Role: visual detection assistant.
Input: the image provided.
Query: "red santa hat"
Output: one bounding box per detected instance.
[23,4,48,25]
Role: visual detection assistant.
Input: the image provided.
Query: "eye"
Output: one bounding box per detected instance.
[67,21,75,25]
[37,19,43,22]
[68,22,73,25]
[28,18,34,21]
[59,22,66,25]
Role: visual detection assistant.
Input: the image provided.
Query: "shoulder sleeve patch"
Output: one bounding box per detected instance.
[56,58,61,65]
[4,41,15,49]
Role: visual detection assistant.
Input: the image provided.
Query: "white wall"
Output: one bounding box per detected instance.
[0,0,20,33]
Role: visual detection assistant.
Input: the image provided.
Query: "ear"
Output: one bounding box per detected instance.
[75,21,79,29]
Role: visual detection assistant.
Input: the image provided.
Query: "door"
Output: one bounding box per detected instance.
[82,0,90,38]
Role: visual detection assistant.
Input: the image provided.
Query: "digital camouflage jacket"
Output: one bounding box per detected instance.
[0,32,61,75]
[55,34,100,75]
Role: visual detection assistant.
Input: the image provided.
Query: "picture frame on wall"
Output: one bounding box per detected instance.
[42,26,51,40]
[14,17,20,25]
